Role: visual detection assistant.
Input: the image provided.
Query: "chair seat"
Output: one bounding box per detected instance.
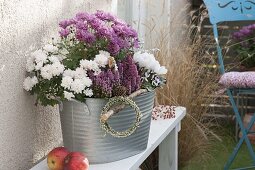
[219,71,255,88]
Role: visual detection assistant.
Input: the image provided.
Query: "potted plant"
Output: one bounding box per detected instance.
[232,24,255,71]
[23,11,167,163]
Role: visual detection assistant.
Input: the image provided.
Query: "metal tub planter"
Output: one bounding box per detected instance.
[60,91,155,163]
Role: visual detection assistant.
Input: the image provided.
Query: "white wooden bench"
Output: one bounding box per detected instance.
[30,107,186,170]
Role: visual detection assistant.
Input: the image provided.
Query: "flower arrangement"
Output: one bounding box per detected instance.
[23,11,167,106]
[232,24,255,69]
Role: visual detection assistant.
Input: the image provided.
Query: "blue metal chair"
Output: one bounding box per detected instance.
[203,0,255,169]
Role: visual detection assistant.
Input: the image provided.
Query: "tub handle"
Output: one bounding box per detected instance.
[100,96,142,138]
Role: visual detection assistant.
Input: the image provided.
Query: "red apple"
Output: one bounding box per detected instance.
[64,152,89,170]
[47,147,69,170]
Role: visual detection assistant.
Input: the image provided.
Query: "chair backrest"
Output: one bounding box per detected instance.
[204,0,255,24]
[203,0,255,74]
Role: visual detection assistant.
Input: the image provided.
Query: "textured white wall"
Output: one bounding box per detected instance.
[0,1,113,170]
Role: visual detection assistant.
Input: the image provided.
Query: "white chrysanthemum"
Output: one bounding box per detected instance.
[51,62,64,76]
[23,76,38,91]
[151,61,167,75]
[84,88,93,97]
[70,79,86,94]
[32,49,48,64]
[43,44,58,53]
[82,77,92,87]
[80,59,90,69]
[94,53,110,67]
[99,50,110,57]
[133,51,149,68]
[133,51,143,64]
[63,69,75,78]
[80,59,100,71]
[35,61,44,71]
[61,76,73,89]
[143,53,156,69]
[26,57,35,72]
[74,67,87,79]
[91,61,100,72]
[151,61,160,73]
[155,66,168,75]
[64,91,74,100]
[133,51,168,75]
[40,65,53,80]
[48,56,60,63]
[31,76,38,84]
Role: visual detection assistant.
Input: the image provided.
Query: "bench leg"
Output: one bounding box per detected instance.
[159,123,180,170]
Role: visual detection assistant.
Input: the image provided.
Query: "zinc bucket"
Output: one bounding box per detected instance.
[59,91,155,163]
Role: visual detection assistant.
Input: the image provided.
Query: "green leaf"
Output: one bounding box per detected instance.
[75,93,86,103]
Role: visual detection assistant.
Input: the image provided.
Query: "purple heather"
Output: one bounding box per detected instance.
[123,79,132,94]
[89,69,121,98]
[118,56,141,95]
[117,62,124,80]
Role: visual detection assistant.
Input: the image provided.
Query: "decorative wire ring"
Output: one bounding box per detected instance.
[100,96,142,138]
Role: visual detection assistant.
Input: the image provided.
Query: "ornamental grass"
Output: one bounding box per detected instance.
[155,7,219,166]
[141,5,220,169]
